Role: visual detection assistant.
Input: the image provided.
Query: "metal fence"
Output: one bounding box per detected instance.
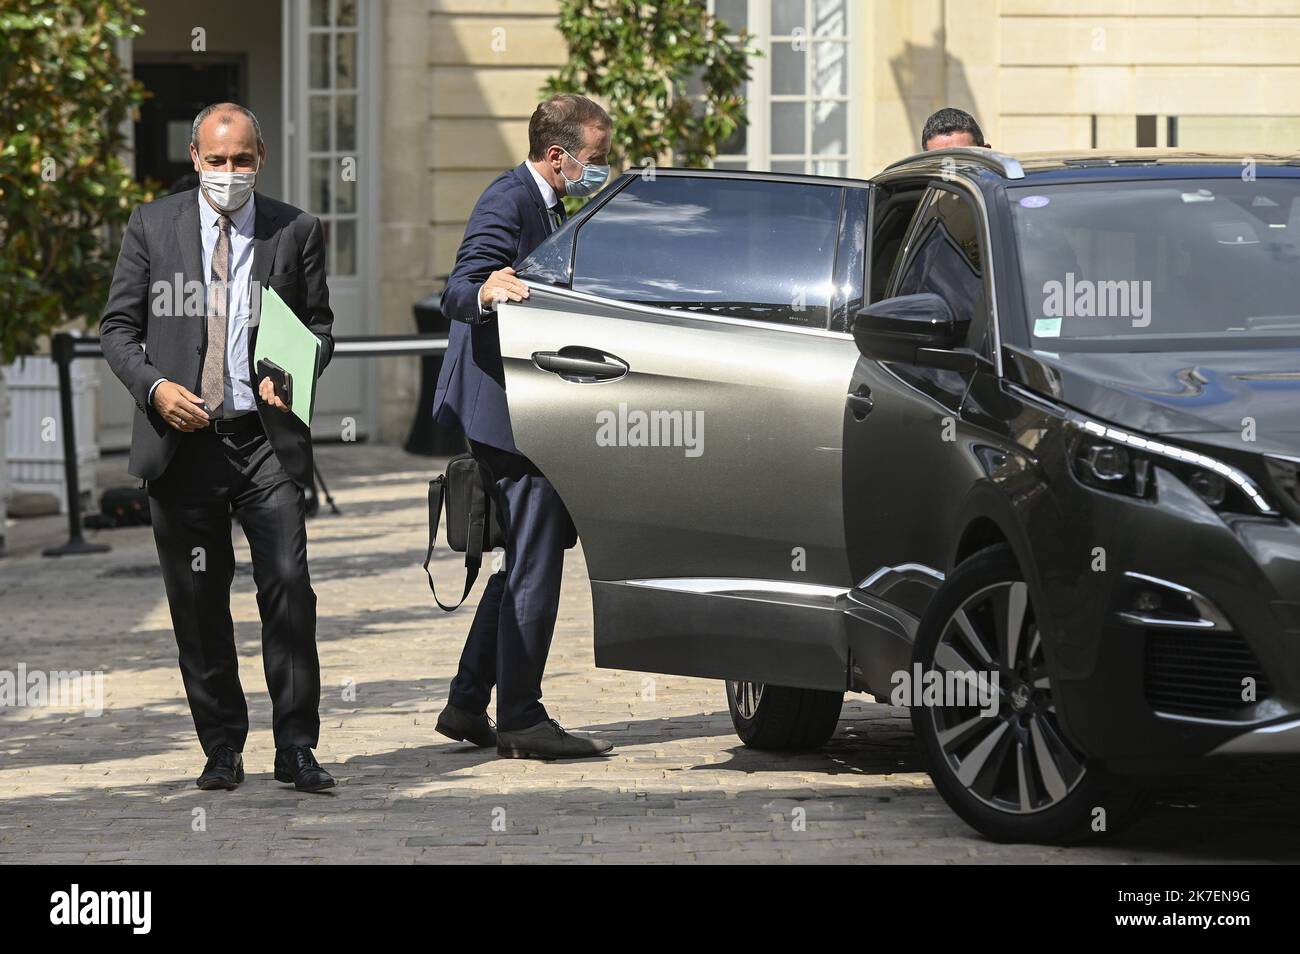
[40,331,449,558]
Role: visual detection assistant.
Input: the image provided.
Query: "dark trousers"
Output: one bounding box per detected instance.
[448,441,571,731]
[146,420,320,755]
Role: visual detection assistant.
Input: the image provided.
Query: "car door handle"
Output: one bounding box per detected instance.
[847,385,874,421]
[532,348,628,382]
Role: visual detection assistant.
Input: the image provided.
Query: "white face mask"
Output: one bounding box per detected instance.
[199,161,259,212]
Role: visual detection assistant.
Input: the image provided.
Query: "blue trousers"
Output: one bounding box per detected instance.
[447,442,573,731]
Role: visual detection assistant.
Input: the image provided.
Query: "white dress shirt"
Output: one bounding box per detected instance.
[148,192,258,415]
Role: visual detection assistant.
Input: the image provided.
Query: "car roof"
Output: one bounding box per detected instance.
[1016,148,1300,170]
[603,151,1300,194]
[881,147,1300,186]
[610,166,868,188]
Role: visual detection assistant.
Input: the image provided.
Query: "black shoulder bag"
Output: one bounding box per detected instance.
[423,452,507,611]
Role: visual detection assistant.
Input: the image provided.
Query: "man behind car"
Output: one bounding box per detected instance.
[922,107,989,151]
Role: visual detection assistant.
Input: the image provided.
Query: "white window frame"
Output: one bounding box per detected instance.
[710,0,859,177]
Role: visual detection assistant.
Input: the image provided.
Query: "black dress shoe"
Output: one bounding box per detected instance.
[497,719,614,760]
[196,745,244,790]
[274,746,336,792]
[435,703,498,747]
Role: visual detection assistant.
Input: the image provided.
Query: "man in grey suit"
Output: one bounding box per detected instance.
[100,103,336,792]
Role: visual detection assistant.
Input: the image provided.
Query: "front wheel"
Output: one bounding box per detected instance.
[726,680,843,750]
[911,546,1147,843]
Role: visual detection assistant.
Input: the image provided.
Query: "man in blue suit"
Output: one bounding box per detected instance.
[432,94,615,760]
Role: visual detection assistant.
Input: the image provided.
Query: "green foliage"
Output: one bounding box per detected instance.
[544,0,755,175]
[0,0,153,363]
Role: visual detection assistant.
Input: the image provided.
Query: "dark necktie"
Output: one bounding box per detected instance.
[548,201,566,232]
[200,213,231,413]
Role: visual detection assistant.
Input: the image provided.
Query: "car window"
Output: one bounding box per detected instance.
[868,184,926,305]
[516,213,580,286]
[571,175,843,328]
[890,186,990,354]
[829,187,868,333]
[1008,178,1300,352]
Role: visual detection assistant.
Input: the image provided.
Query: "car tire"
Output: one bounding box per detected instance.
[911,545,1148,844]
[726,680,843,751]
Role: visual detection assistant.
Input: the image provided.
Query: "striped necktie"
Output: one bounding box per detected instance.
[200,213,231,414]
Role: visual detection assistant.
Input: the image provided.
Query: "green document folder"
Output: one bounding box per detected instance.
[252,285,321,428]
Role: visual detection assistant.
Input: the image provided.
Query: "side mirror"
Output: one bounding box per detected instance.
[852,293,980,371]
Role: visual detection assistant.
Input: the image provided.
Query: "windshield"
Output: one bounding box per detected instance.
[1008,177,1300,352]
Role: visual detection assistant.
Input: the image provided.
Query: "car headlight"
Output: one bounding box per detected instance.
[1069,418,1276,515]
[1072,436,1151,497]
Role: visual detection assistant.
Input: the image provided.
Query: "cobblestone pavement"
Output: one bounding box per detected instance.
[2,443,1299,863]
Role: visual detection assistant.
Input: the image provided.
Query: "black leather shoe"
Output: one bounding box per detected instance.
[497,719,614,760]
[274,746,336,792]
[196,745,244,790]
[436,703,498,748]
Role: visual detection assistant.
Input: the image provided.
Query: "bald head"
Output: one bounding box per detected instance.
[189,103,265,175]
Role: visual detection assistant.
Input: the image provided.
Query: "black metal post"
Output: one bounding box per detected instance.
[42,333,109,557]
[405,285,467,457]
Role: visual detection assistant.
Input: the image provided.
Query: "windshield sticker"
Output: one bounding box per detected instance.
[1034,317,1062,338]
[1018,195,1050,208]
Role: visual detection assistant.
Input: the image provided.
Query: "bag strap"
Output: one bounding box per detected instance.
[422,474,481,611]
[465,466,489,569]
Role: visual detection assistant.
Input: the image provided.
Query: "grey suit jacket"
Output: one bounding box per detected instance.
[100,189,334,489]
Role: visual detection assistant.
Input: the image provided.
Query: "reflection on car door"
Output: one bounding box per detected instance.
[841,181,1001,691]
[497,172,866,691]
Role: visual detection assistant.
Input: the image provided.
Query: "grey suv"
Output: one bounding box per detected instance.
[491,149,1300,843]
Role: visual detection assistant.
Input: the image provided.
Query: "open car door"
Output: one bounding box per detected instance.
[496,171,868,691]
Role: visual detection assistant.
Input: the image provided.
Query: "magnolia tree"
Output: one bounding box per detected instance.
[0,0,152,364]
[544,0,754,177]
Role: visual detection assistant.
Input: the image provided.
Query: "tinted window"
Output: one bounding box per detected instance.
[572,176,843,328]
[829,187,867,333]
[892,187,988,350]
[517,214,580,286]
[868,185,926,304]
[882,186,990,406]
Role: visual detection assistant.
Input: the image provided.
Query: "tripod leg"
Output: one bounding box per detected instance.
[312,459,340,515]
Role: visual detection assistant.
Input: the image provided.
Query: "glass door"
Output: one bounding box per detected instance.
[286,0,374,438]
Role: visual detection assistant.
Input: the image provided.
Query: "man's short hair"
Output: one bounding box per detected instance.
[191,103,264,151]
[921,107,985,150]
[527,94,611,161]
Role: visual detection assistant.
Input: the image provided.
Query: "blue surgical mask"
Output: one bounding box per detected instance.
[560,148,609,198]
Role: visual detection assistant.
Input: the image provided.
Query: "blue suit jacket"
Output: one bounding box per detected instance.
[433,162,559,453]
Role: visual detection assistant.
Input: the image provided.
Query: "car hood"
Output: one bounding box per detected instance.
[1005,345,1300,456]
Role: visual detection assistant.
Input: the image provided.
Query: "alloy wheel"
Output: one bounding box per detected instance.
[729,680,764,719]
[926,580,1086,814]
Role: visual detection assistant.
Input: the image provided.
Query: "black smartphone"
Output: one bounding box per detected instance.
[256,358,293,407]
